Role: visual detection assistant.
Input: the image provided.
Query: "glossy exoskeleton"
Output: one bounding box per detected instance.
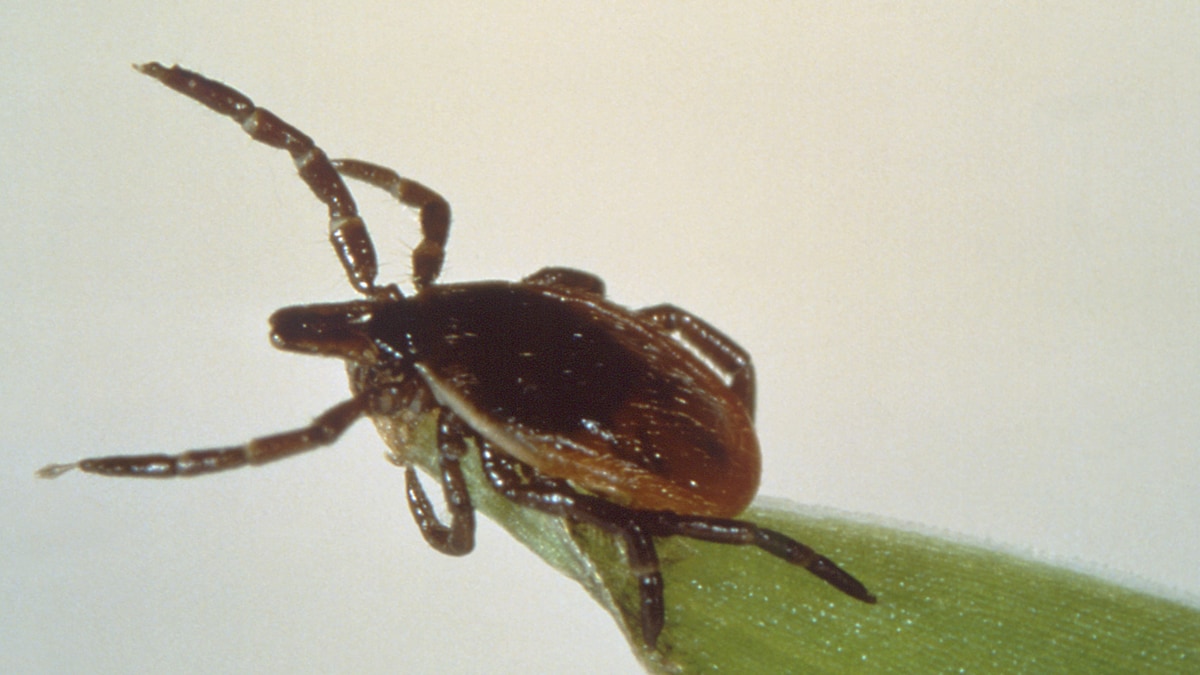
[39,63,875,649]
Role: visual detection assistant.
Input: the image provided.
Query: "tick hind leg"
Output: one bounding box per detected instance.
[636,304,757,418]
[634,513,876,606]
[479,445,667,647]
[135,63,388,299]
[480,446,875,650]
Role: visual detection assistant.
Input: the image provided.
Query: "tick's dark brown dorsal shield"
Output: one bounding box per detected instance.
[39,63,875,649]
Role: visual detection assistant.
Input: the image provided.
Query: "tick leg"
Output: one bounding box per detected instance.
[390,414,475,556]
[330,159,450,291]
[635,512,877,605]
[135,63,390,299]
[480,446,667,648]
[480,446,875,648]
[636,304,757,418]
[37,396,369,479]
[624,524,666,650]
[521,267,606,297]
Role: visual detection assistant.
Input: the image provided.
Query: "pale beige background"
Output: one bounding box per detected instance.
[4,3,1198,673]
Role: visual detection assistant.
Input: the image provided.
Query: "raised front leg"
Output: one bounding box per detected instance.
[37,395,369,478]
[636,304,757,418]
[135,62,391,299]
[331,159,451,291]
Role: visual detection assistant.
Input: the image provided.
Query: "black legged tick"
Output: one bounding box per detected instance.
[38,62,876,649]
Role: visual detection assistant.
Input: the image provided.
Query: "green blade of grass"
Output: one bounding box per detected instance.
[382,413,1200,673]
[649,503,1198,673]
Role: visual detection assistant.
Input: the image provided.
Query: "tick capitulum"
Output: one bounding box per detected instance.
[39,62,876,649]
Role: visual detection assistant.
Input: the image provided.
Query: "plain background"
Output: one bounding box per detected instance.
[3,3,1198,673]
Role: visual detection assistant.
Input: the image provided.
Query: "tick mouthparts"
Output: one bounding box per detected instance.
[268,301,377,359]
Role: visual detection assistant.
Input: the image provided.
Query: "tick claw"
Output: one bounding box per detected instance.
[36,463,77,479]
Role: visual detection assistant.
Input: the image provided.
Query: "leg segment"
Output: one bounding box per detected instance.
[480,445,667,646]
[521,267,607,297]
[37,395,369,478]
[636,304,757,418]
[135,63,391,299]
[331,160,450,291]
[480,446,874,649]
[631,512,875,605]
[390,413,476,556]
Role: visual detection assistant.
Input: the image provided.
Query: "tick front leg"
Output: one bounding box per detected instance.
[636,304,756,418]
[37,396,368,479]
[331,159,450,291]
[390,413,475,556]
[135,63,386,298]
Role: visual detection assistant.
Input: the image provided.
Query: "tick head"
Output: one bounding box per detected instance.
[269,300,379,362]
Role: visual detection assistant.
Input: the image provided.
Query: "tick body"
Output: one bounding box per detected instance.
[39,63,875,649]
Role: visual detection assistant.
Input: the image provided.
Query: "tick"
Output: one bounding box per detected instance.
[38,63,876,649]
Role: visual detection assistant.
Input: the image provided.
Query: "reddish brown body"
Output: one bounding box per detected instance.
[357,280,760,518]
[39,62,874,651]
